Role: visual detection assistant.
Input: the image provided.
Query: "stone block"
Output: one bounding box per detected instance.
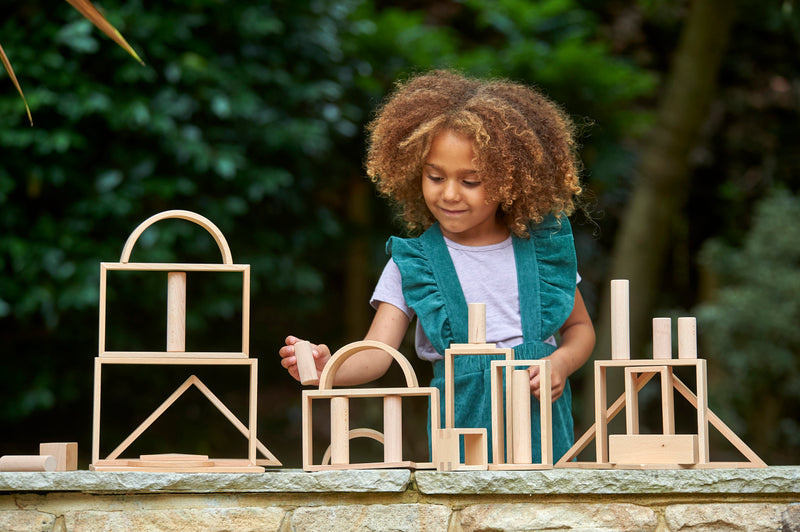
[783,504,800,532]
[460,503,658,532]
[665,503,785,531]
[291,504,451,532]
[63,507,285,532]
[0,510,55,532]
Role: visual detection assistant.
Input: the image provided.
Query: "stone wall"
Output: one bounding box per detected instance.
[1,467,798,531]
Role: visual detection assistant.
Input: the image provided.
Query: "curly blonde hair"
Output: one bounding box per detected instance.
[365,69,582,238]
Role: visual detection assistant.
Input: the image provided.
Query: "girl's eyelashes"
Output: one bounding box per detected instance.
[425,174,482,187]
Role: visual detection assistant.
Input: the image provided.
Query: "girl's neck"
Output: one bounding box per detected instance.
[438,220,510,247]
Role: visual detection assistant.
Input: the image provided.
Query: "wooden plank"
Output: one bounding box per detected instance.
[608,434,698,465]
[99,352,249,360]
[103,262,247,272]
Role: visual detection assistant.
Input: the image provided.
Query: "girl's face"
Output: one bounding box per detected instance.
[422,130,508,246]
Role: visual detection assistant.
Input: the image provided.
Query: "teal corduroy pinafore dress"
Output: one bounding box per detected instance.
[386,215,577,463]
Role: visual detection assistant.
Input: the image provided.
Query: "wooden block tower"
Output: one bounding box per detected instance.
[90,210,280,472]
[556,279,765,469]
[302,340,441,471]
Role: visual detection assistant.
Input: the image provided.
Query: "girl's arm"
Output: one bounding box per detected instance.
[279,302,411,386]
[530,287,595,401]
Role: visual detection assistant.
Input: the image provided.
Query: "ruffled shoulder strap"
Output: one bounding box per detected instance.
[513,214,577,342]
[386,223,467,355]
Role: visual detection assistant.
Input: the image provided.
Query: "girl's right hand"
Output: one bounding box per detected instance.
[278,336,331,383]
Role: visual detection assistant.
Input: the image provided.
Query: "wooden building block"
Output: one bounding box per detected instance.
[623,366,675,435]
[652,318,672,359]
[294,340,318,386]
[609,434,698,465]
[303,386,440,471]
[611,279,630,360]
[383,396,403,463]
[445,344,514,430]
[330,396,350,465]
[433,428,488,471]
[39,442,78,471]
[678,317,697,359]
[91,210,278,472]
[166,271,187,352]
[468,303,486,344]
[0,455,56,472]
[302,340,440,472]
[511,369,532,464]
[488,359,552,469]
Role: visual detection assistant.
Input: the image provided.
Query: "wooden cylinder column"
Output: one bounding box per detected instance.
[330,396,350,465]
[383,396,403,463]
[511,369,532,464]
[166,271,187,352]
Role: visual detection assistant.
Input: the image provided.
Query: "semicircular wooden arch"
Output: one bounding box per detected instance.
[320,428,384,466]
[119,209,233,264]
[317,340,419,390]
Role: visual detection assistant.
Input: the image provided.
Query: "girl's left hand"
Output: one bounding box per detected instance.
[529,351,569,401]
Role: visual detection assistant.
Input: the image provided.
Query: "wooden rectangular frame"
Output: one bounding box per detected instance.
[90,356,278,472]
[489,359,553,470]
[302,387,441,471]
[98,262,250,358]
[444,343,514,432]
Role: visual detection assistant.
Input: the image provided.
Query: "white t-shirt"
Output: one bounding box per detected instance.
[370,235,577,361]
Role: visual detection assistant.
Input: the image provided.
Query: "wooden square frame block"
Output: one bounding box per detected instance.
[433,428,488,471]
[489,359,553,470]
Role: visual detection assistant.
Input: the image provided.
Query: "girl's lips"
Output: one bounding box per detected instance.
[439,207,467,216]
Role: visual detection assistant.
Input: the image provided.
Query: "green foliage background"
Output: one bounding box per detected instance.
[1,0,798,466]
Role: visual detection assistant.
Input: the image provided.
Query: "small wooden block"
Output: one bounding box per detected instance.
[652,318,672,359]
[609,434,698,465]
[434,428,488,471]
[467,303,486,344]
[611,279,631,360]
[294,340,318,385]
[678,317,698,359]
[40,442,78,471]
[0,455,57,472]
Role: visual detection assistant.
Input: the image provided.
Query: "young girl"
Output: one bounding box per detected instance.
[279,69,595,463]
